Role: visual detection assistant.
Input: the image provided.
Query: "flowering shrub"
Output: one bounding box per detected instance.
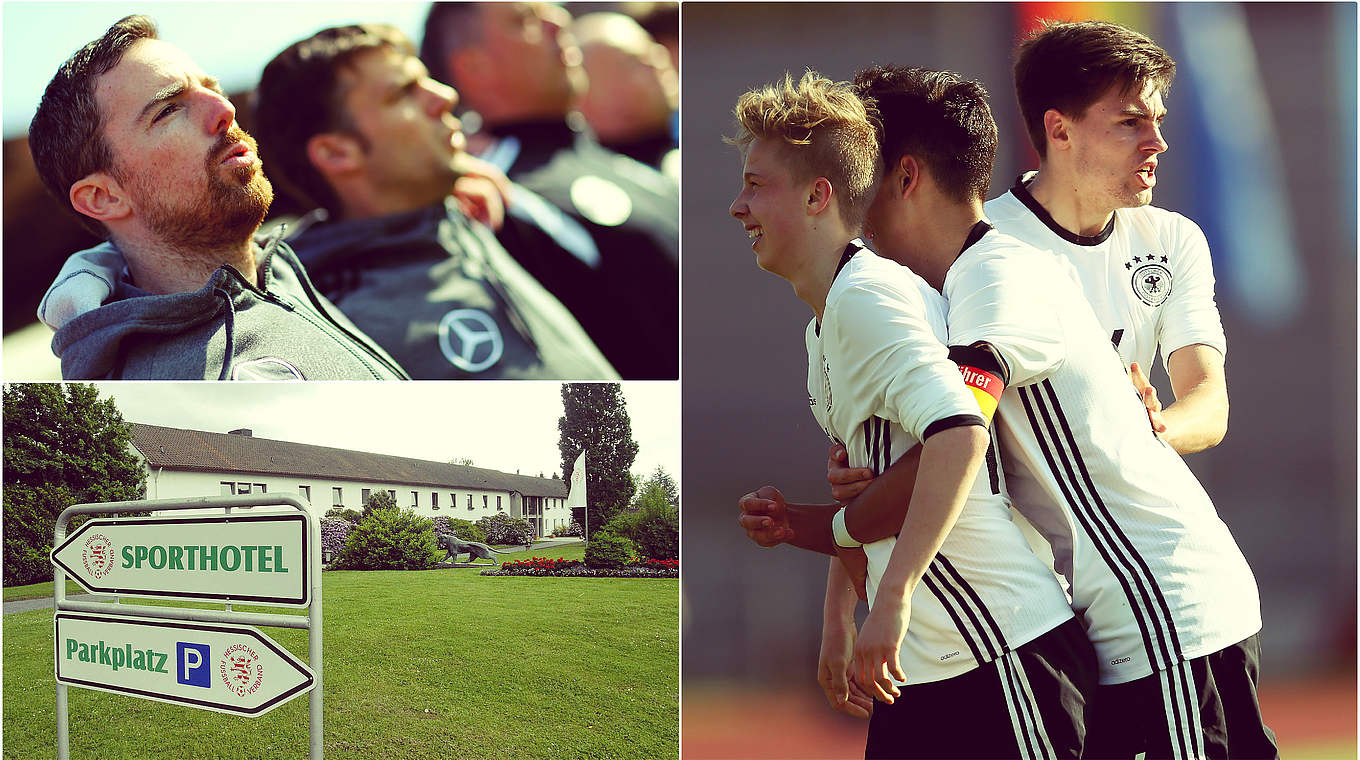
[476,513,532,544]
[320,517,352,563]
[483,556,677,578]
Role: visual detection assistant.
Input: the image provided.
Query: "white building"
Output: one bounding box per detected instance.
[130,423,575,537]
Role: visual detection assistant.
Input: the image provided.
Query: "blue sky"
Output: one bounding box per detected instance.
[3,2,433,138]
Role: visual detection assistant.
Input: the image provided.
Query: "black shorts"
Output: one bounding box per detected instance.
[864,616,1097,759]
[1083,633,1279,759]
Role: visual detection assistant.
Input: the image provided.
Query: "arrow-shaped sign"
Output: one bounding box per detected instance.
[55,612,315,716]
[50,513,309,606]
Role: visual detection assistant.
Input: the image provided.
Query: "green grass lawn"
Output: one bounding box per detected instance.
[4,579,86,602]
[3,540,677,759]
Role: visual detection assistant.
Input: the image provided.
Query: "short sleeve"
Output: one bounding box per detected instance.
[944,248,1067,387]
[825,278,980,443]
[1156,216,1227,366]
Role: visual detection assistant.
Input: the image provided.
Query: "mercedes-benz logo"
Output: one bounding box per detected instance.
[438,309,504,372]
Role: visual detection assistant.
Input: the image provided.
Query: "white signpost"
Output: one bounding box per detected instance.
[55,612,314,716]
[52,493,323,760]
[51,513,310,606]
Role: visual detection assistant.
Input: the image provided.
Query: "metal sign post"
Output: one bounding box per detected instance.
[52,493,323,759]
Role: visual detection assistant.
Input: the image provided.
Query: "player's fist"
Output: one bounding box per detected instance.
[827,444,875,502]
[737,486,793,547]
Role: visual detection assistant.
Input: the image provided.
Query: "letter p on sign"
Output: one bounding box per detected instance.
[177,642,211,688]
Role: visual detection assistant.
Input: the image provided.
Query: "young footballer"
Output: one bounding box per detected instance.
[729,70,1094,760]
[746,64,1275,759]
[991,20,1229,456]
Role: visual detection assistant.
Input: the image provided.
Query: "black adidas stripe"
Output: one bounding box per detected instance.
[1019,380,1201,759]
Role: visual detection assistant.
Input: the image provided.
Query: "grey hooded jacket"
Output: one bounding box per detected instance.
[42,229,409,380]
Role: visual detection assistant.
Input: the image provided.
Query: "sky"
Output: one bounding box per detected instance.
[93,382,679,487]
[3,2,434,137]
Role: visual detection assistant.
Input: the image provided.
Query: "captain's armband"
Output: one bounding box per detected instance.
[948,344,1006,423]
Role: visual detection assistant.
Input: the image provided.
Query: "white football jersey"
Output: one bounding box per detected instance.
[806,240,1074,685]
[944,227,1260,686]
[985,173,1226,371]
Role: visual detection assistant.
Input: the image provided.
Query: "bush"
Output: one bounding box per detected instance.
[602,510,644,542]
[584,532,635,569]
[361,490,397,519]
[634,502,679,560]
[476,513,532,545]
[320,518,351,563]
[483,556,676,578]
[336,508,441,570]
[558,518,584,538]
[325,506,362,525]
[434,516,487,544]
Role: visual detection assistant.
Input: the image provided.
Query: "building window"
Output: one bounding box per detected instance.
[411,491,419,508]
[237,482,252,495]
[497,495,502,510]
[467,494,473,509]
[483,495,488,508]
[387,490,396,500]
[432,493,439,510]
[220,482,235,495]
[299,485,311,501]
[362,488,371,504]
[254,483,267,493]
[332,487,343,506]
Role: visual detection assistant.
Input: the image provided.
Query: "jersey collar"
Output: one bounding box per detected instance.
[1009,173,1116,246]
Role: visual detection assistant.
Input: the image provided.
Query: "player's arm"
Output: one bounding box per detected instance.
[1159,344,1228,453]
[833,344,1005,546]
[852,423,990,702]
[819,557,874,718]
[737,486,839,555]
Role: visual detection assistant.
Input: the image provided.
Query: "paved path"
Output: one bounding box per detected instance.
[7,540,584,612]
[5,592,115,615]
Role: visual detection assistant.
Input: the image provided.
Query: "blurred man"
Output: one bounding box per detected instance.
[29,15,408,380]
[422,1,679,380]
[990,20,1228,455]
[254,24,616,381]
[729,70,1091,759]
[573,11,678,178]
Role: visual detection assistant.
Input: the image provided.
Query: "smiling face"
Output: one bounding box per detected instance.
[339,46,465,211]
[94,38,271,249]
[1066,80,1168,214]
[728,138,812,278]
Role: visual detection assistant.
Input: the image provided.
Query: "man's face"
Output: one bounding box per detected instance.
[729,138,808,278]
[340,46,465,210]
[95,38,271,249]
[579,34,677,141]
[863,162,913,266]
[1066,80,1168,212]
[475,2,581,115]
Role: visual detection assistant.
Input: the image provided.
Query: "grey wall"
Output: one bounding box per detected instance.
[680,1,1357,699]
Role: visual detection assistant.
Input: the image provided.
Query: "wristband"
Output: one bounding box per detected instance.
[831,507,862,548]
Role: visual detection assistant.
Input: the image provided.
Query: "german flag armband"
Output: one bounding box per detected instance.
[948,344,1006,423]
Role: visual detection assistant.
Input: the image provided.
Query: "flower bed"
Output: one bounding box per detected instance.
[481,557,678,578]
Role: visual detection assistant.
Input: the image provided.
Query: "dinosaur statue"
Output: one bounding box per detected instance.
[437,533,514,565]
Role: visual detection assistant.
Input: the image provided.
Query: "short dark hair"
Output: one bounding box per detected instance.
[254,24,415,213]
[1014,20,1176,159]
[29,14,159,237]
[852,65,997,204]
[419,2,484,90]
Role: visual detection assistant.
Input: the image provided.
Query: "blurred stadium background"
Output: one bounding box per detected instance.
[680,3,1356,757]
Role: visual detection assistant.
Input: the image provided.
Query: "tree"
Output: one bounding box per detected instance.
[632,465,679,510]
[448,457,475,466]
[558,383,639,535]
[3,384,146,586]
[361,488,397,518]
[336,508,441,570]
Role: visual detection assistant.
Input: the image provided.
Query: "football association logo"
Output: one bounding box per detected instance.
[1130,262,1173,307]
[220,644,264,697]
[81,534,115,579]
